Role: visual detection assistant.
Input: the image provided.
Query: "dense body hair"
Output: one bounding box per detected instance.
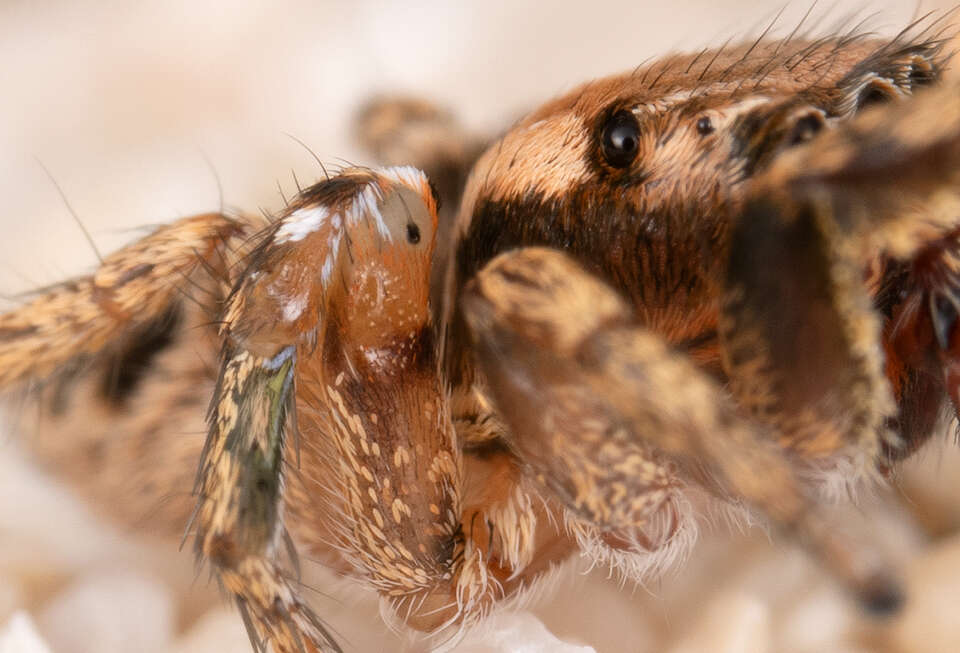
[1,13,960,652]
[451,31,951,358]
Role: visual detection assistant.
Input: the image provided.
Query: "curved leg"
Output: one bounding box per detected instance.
[0,213,246,534]
[0,213,242,389]
[461,247,903,613]
[196,168,575,652]
[722,80,960,466]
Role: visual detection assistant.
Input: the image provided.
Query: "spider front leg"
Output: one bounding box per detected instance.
[0,212,242,388]
[197,166,572,652]
[721,79,960,470]
[0,213,247,535]
[197,344,337,653]
[462,247,903,612]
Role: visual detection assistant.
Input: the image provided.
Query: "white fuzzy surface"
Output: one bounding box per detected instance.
[1,1,960,652]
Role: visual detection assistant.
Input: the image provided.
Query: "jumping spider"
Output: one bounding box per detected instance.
[3,14,960,653]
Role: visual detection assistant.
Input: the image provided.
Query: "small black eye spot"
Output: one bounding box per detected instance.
[909,67,934,88]
[788,113,825,146]
[406,222,421,244]
[857,84,895,111]
[696,116,714,136]
[601,109,641,169]
[908,60,935,88]
[932,291,958,351]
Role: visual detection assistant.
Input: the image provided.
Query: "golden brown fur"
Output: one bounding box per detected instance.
[2,17,960,652]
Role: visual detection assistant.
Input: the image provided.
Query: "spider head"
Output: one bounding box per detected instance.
[448,42,849,362]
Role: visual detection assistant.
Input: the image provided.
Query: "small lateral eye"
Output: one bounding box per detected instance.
[857,85,894,110]
[787,112,825,146]
[696,116,715,136]
[601,109,641,169]
[406,222,421,244]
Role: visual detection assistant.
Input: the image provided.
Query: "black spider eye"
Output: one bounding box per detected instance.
[696,116,715,136]
[406,222,421,244]
[601,110,640,168]
[787,113,825,146]
[857,84,895,111]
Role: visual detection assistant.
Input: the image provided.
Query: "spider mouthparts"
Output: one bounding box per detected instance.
[856,571,905,618]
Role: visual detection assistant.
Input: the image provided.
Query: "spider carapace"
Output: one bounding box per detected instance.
[3,17,960,653]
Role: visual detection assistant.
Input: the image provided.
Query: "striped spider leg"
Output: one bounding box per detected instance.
[195,167,574,651]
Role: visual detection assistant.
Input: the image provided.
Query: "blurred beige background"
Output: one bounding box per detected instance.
[0,0,947,292]
[1,1,960,652]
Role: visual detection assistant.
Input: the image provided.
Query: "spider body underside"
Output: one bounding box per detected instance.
[3,15,960,653]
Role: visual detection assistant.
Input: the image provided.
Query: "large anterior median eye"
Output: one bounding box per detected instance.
[601,109,641,169]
